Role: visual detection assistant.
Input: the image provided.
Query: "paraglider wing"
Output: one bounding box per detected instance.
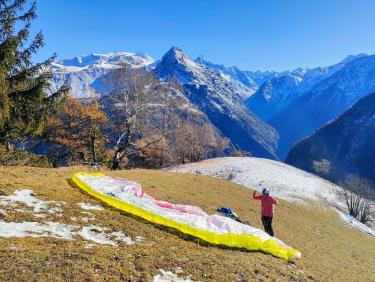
[72,172,301,261]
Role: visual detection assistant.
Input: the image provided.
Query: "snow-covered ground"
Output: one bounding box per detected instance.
[166,157,375,237]
[0,189,143,246]
[335,209,375,237]
[167,157,345,204]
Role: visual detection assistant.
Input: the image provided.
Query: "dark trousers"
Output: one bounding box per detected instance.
[261,216,274,236]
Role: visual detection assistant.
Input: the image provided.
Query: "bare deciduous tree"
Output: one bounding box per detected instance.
[101,65,229,169]
[339,175,375,224]
[232,150,250,157]
[173,123,229,164]
[102,65,178,169]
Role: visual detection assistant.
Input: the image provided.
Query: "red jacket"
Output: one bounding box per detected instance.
[253,191,278,217]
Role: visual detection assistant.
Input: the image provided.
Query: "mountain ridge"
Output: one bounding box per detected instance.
[286,91,375,186]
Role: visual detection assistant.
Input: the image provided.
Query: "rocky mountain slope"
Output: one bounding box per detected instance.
[246,74,303,121]
[155,47,279,159]
[194,56,259,91]
[286,92,375,185]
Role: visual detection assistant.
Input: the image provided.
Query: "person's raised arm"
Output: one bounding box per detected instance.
[271,197,278,205]
[253,191,262,200]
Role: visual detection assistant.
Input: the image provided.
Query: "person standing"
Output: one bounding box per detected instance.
[253,188,278,236]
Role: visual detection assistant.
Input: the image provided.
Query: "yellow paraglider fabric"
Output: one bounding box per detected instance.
[72,172,301,261]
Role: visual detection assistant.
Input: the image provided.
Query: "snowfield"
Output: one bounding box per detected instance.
[166,157,375,237]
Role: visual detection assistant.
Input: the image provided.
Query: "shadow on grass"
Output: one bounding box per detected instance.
[67,178,291,261]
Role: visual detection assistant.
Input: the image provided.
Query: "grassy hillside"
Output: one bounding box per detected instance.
[0,166,374,281]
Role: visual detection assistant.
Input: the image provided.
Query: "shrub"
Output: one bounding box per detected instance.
[0,149,51,168]
[339,175,375,224]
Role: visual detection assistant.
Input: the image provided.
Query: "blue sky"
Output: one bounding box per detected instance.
[33,0,375,71]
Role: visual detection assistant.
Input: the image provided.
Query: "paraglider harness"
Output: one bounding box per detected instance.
[216,207,250,225]
[90,162,102,170]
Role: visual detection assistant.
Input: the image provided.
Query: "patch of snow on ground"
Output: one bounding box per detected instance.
[78,203,104,211]
[80,217,94,222]
[336,210,375,237]
[135,235,144,242]
[0,190,65,217]
[78,226,136,246]
[0,221,76,239]
[112,231,135,245]
[0,190,64,213]
[85,243,96,249]
[0,221,142,246]
[79,211,95,222]
[0,190,144,245]
[153,269,193,282]
[175,267,184,274]
[78,226,118,246]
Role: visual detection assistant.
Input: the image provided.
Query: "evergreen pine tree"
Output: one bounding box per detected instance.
[0,0,67,149]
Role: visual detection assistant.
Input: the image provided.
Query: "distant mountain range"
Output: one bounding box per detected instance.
[246,54,368,122]
[286,92,375,185]
[50,47,375,163]
[51,52,154,98]
[268,54,375,159]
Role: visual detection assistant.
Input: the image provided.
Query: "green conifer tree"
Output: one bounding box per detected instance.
[0,0,67,149]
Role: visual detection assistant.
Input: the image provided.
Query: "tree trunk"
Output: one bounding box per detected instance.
[90,135,97,163]
[112,131,130,170]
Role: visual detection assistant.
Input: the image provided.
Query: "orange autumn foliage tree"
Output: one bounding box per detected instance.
[135,134,168,168]
[46,96,108,164]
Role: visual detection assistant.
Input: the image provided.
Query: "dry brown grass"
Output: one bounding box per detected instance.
[0,166,374,281]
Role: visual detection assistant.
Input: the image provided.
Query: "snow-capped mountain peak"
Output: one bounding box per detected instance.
[163,46,191,64]
[156,46,256,99]
[156,46,208,84]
